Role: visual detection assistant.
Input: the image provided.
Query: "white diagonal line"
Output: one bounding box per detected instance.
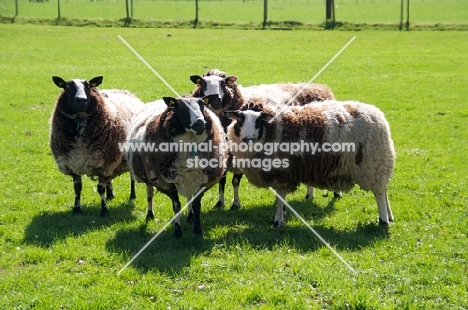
[118,35,203,122]
[118,35,181,98]
[268,36,356,123]
[269,187,357,274]
[117,186,206,276]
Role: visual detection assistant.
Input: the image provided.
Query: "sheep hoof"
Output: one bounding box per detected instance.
[106,193,115,201]
[378,218,390,227]
[100,207,109,217]
[146,211,155,222]
[274,220,281,228]
[333,192,343,199]
[305,194,313,200]
[129,193,136,200]
[193,226,203,237]
[229,204,240,210]
[173,223,182,239]
[213,201,224,209]
[187,210,194,224]
[72,206,82,215]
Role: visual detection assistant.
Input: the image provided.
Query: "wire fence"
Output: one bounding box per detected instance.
[1,0,467,28]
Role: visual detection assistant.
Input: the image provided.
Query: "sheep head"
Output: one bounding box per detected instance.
[225,110,274,143]
[52,76,103,115]
[163,97,207,135]
[190,74,237,110]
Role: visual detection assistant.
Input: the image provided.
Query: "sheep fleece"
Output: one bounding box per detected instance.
[50,89,142,179]
[227,100,395,194]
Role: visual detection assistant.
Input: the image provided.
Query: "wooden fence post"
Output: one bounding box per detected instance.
[325,0,335,29]
[406,0,410,30]
[57,0,61,21]
[194,0,199,28]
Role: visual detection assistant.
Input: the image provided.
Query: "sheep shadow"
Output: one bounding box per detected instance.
[23,200,137,248]
[107,196,389,274]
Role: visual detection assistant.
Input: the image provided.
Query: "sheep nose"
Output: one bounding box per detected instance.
[205,95,221,109]
[191,119,205,135]
[75,97,87,110]
[242,137,255,143]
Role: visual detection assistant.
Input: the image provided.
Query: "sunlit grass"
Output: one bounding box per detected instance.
[0,25,466,308]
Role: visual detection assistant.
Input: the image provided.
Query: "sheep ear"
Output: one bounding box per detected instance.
[52,76,67,88]
[224,111,239,120]
[225,76,237,85]
[190,75,203,85]
[261,112,275,123]
[163,97,177,106]
[89,76,103,88]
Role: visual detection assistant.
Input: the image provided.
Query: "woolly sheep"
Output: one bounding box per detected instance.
[49,76,144,216]
[126,97,227,237]
[225,99,395,227]
[190,69,339,209]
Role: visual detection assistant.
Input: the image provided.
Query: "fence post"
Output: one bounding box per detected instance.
[15,0,18,16]
[125,0,130,26]
[399,0,403,30]
[325,0,335,29]
[57,0,61,21]
[263,0,268,29]
[406,0,410,30]
[194,0,199,28]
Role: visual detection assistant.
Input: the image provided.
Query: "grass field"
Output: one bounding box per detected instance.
[0,24,467,308]
[1,0,467,29]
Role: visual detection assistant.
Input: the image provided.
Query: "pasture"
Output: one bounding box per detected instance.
[0,24,467,308]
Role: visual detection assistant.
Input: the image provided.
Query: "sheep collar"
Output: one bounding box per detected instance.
[74,118,87,135]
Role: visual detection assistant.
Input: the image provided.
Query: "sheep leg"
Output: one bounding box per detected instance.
[145,184,155,222]
[154,184,182,239]
[72,174,82,214]
[97,176,110,217]
[105,180,115,200]
[274,189,288,227]
[333,191,343,199]
[374,189,393,226]
[230,173,243,210]
[129,176,136,200]
[385,191,394,223]
[305,186,315,200]
[191,191,204,236]
[187,200,194,223]
[213,172,226,209]
[170,193,182,239]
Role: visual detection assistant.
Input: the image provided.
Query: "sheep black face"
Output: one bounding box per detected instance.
[52,76,103,114]
[163,97,207,135]
[225,110,274,143]
[190,75,237,109]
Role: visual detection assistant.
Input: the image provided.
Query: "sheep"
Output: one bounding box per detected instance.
[49,76,144,216]
[126,96,227,237]
[190,69,339,210]
[224,99,395,227]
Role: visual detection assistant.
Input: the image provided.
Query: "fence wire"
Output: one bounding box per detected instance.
[1,0,467,26]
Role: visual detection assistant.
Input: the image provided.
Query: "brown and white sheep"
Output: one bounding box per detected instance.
[225,99,395,227]
[190,69,339,209]
[126,97,227,237]
[49,76,144,216]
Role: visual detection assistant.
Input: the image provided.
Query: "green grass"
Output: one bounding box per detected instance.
[0,0,467,30]
[0,24,467,308]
